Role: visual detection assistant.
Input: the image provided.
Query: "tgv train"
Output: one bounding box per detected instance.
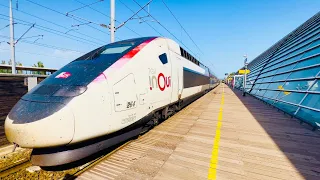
[5,37,219,166]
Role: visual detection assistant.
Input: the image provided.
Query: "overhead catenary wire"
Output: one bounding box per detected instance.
[161,0,204,55]
[0,34,85,53]
[23,0,113,38]
[21,40,85,53]
[0,13,104,46]
[0,5,106,45]
[1,1,215,71]
[14,23,36,44]
[66,0,103,15]
[17,34,43,40]
[0,48,81,59]
[0,24,10,31]
[23,0,124,41]
[132,0,199,59]
[0,16,101,47]
[118,0,163,37]
[119,0,153,29]
[34,25,102,46]
[4,1,110,40]
[73,0,142,37]
[160,1,217,71]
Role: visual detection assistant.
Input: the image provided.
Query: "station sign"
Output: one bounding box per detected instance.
[238,70,250,74]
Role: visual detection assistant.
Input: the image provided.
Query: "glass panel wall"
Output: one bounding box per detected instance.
[240,12,320,128]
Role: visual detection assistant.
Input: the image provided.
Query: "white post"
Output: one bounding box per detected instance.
[110,0,115,43]
[233,76,235,89]
[9,0,16,74]
[27,77,38,91]
[243,55,248,96]
[243,73,246,91]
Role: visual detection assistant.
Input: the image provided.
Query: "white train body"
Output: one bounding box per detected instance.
[5,37,218,166]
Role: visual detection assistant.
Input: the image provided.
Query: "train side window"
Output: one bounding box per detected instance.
[159,53,168,64]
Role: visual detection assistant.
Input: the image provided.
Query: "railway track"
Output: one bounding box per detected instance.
[0,160,31,178]
[0,125,175,179]
[0,115,189,179]
[0,137,134,179]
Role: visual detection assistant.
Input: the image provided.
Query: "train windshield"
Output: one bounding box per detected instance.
[75,42,135,61]
[35,37,154,90]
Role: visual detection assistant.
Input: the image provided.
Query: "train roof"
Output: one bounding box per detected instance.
[110,36,159,45]
[111,37,217,78]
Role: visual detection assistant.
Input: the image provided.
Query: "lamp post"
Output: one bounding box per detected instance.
[243,55,248,96]
[224,73,228,84]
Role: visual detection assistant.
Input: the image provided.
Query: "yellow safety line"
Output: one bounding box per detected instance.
[208,84,225,180]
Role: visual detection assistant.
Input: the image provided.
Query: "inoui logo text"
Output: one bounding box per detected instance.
[149,69,171,91]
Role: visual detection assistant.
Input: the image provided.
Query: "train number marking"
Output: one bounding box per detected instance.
[127,101,136,108]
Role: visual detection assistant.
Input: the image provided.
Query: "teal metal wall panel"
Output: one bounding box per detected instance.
[239,12,320,128]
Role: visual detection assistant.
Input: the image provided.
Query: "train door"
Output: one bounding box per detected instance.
[168,53,183,103]
[177,57,183,100]
[113,74,138,112]
[149,39,172,109]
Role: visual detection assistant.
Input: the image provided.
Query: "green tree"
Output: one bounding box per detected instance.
[0,60,13,73]
[33,61,44,68]
[32,61,45,75]
[0,60,6,73]
[0,60,24,74]
[6,60,12,73]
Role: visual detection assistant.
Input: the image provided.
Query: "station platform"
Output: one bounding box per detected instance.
[77,84,320,180]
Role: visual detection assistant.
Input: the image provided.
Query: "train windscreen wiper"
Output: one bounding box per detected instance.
[86,46,106,60]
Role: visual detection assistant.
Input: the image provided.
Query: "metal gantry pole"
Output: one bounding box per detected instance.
[9,0,16,74]
[243,55,248,96]
[110,0,115,43]
[242,73,246,95]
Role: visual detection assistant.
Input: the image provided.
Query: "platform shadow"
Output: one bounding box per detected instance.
[229,86,320,180]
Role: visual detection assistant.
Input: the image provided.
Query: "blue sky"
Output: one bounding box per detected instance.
[0,0,319,78]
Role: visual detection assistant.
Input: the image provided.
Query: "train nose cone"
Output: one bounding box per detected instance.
[4,99,75,148]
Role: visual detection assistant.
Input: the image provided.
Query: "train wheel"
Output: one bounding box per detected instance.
[153,112,161,126]
[162,107,169,120]
[140,112,160,135]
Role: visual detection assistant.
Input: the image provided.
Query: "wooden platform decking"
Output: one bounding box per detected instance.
[77,84,320,180]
